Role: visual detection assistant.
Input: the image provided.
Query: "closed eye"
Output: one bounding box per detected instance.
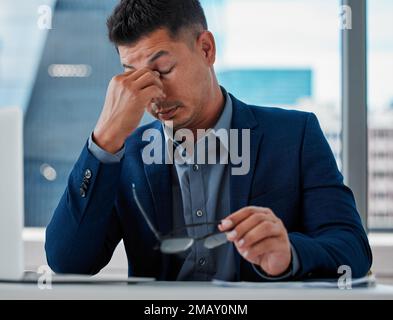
[158,65,175,76]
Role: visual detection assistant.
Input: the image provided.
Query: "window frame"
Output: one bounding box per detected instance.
[341,0,368,230]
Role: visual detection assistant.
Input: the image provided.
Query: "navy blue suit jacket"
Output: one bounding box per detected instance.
[45,93,372,281]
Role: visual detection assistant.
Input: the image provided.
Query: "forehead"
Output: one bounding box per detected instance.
[118,29,185,65]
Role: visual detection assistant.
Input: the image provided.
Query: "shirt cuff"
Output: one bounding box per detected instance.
[88,133,125,164]
[251,243,300,281]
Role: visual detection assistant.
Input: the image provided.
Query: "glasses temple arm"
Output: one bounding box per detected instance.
[167,220,224,235]
[132,184,161,242]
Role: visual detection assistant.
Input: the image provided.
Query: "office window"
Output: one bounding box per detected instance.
[203,0,342,169]
[22,0,122,226]
[367,0,393,231]
[1,0,343,227]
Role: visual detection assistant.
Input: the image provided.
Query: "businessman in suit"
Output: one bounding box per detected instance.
[45,0,372,281]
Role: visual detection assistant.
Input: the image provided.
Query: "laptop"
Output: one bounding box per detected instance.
[0,107,24,281]
[0,107,153,284]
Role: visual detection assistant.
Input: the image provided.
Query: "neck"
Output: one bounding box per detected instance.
[189,83,225,139]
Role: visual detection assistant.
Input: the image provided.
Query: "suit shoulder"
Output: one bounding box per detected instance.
[247,104,313,131]
[249,104,311,121]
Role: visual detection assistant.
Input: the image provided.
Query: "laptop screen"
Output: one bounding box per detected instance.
[0,107,24,280]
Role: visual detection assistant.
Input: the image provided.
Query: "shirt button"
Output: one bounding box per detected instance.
[84,169,92,179]
[193,164,199,171]
[79,188,86,198]
[196,209,203,217]
[198,257,206,266]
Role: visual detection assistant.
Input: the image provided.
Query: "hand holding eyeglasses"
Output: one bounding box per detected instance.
[132,184,228,254]
[218,206,291,277]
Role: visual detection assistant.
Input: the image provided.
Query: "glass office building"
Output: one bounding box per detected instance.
[218,69,312,106]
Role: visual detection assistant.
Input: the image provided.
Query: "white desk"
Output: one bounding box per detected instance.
[1,282,393,300]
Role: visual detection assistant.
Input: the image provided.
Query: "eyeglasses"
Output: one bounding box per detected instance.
[132,184,228,254]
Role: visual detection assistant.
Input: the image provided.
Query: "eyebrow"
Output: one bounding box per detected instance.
[122,50,170,70]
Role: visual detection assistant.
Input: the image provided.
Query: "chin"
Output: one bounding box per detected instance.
[165,119,182,130]
[167,115,191,131]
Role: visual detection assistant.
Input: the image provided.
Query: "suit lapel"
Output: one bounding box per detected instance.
[140,123,173,280]
[229,94,264,280]
[140,123,173,237]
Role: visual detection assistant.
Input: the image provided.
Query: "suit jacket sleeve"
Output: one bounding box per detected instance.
[288,113,372,279]
[45,141,123,274]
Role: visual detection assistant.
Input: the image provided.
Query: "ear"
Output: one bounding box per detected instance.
[197,31,216,66]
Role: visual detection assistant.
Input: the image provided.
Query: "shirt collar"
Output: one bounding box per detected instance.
[163,87,233,154]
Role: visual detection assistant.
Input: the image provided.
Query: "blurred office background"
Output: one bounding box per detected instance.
[0,0,392,281]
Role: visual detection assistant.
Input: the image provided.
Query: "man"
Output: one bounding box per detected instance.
[45,0,372,281]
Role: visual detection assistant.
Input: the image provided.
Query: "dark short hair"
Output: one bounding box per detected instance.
[107,0,208,46]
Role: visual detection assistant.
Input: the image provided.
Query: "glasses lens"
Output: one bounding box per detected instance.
[161,238,194,254]
[204,233,228,249]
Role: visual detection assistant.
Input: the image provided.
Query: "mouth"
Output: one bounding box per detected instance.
[157,105,180,121]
